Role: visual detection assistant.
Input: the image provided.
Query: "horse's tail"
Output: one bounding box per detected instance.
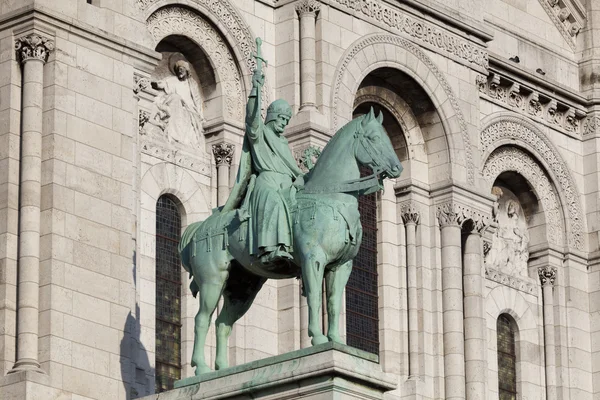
[179,220,204,298]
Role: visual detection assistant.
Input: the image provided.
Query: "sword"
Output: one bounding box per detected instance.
[252,37,268,74]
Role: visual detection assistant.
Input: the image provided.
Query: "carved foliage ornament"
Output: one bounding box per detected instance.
[436,202,489,232]
[15,33,55,64]
[332,34,474,184]
[212,143,235,167]
[584,116,600,136]
[296,0,321,15]
[147,7,244,121]
[485,267,537,295]
[400,202,420,225]
[330,0,488,69]
[538,266,557,286]
[481,119,584,251]
[133,75,150,95]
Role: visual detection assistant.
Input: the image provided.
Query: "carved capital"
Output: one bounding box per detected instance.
[538,266,557,286]
[133,75,150,96]
[212,143,235,167]
[400,202,420,225]
[436,202,489,231]
[15,33,54,64]
[296,0,321,16]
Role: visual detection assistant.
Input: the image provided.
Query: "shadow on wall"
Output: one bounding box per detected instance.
[121,261,154,399]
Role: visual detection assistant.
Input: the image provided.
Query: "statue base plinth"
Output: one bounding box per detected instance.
[143,342,397,399]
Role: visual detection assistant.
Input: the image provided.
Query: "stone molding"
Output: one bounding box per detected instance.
[331,33,475,184]
[15,33,54,64]
[485,267,537,295]
[328,0,488,70]
[538,0,581,50]
[477,73,585,135]
[538,266,557,286]
[483,146,564,248]
[141,137,211,176]
[400,202,420,225]
[435,201,489,231]
[146,7,244,121]
[212,143,235,167]
[295,0,321,15]
[480,116,584,251]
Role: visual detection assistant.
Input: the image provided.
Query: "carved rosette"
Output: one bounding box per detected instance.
[15,33,54,64]
[400,202,420,225]
[295,0,321,16]
[212,143,235,167]
[538,266,557,286]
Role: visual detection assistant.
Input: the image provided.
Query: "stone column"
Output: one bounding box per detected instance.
[539,266,557,400]
[463,219,487,400]
[212,143,235,207]
[295,0,320,111]
[436,203,466,400]
[11,33,54,372]
[401,203,420,378]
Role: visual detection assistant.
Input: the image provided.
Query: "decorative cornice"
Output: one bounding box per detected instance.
[538,266,557,286]
[295,0,320,16]
[15,33,54,64]
[400,202,420,225]
[328,0,488,70]
[538,0,580,50]
[212,143,235,167]
[435,201,489,231]
[477,72,585,135]
[485,267,537,295]
[481,117,584,251]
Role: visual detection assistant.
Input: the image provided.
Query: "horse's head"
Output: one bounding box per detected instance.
[355,107,403,182]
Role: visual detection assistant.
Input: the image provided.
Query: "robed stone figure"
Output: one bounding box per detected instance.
[222,69,304,264]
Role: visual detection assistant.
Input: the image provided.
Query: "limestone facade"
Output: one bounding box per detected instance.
[0,0,598,399]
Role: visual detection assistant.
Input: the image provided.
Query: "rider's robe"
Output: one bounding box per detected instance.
[222,120,303,257]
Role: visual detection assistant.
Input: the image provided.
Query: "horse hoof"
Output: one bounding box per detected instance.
[215,360,229,371]
[312,335,329,345]
[194,364,212,376]
[328,334,344,344]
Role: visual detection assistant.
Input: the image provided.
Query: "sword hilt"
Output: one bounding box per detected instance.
[252,37,268,73]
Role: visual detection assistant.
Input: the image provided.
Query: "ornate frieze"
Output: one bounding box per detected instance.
[584,115,600,136]
[485,267,537,295]
[538,266,557,286]
[295,0,321,15]
[332,34,475,184]
[481,119,584,251]
[329,0,488,70]
[400,202,420,225]
[212,143,235,167]
[15,33,54,64]
[477,73,585,134]
[539,0,582,49]
[141,138,211,176]
[436,202,489,231]
[294,146,321,172]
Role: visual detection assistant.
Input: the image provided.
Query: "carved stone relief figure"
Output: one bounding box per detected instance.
[486,187,530,276]
[144,53,205,149]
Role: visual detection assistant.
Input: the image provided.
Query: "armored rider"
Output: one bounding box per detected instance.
[222,40,304,265]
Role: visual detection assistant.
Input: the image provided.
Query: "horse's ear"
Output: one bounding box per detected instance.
[376,111,383,124]
[368,106,375,120]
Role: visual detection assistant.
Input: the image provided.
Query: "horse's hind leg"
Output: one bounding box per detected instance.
[215,264,266,370]
[301,253,328,345]
[191,278,226,375]
[325,260,352,343]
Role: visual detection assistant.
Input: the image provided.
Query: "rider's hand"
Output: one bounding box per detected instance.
[252,70,265,87]
[293,175,305,189]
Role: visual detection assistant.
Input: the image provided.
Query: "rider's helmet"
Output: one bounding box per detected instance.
[265,99,292,124]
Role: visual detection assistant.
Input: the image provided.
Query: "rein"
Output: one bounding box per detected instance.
[300,126,387,196]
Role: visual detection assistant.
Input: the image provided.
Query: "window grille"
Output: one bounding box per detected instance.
[345,166,379,355]
[497,314,517,400]
[155,195,182,393]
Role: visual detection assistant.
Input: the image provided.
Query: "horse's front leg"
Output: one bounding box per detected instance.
[325,260,352,343]
[301,254,328,345]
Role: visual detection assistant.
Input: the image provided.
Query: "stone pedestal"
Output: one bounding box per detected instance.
[0,370,63,400]
[140,343,396,400]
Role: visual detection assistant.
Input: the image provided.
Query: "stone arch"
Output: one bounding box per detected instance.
[480,113,585,252]
[483,147,564,249]
[138,162,212,379]
[146,6,246,122]
[330,33,474,184]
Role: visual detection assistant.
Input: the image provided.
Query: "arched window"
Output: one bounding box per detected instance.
[155,195,182,392]
[345,165,379,354]
[497,314,517,400]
